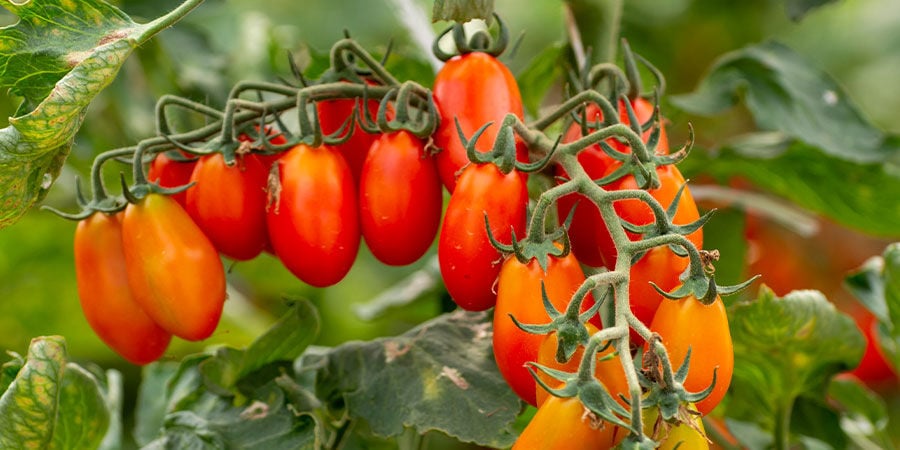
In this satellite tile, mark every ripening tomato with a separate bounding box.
[238,128,289,169]
[513,395,624,450]
[359,131,442,266]
[317,80,381,182]
[432,52,528,192]
[535,323,629,408]
[74,212,171,365]
[494,249,602,406]
[642,404,709,450]
[147,151,196,207]
[185,152,269,261]
[267,143,360,287]
[438,163,527,311]
[649,293,733,415]
[556,98,669,268]
[122,193,226,341]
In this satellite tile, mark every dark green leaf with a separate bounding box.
[828,376,895,449]
[134,362,180,447]
[790,397,847,449]
[723,418,772,450]
[785,0,839,21]
[307,310,520,448]
[432,0,494,23]
[0,351,23,394]
[0,0,201,228]
[845,256,889,322]
[672,41,899,164]
[727,288,865,438]
[0,336,110,450]
[679,138,900,236]
[517,42,566,118]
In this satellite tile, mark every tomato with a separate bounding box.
[556,98,669,268]
[513,395,624,450]
[643,404,709,450]
[535,324,629,408]
[649,293,733,415]
[847,306,898,386]
[239,128,288,169]
[267,143,360,287]
[74,212,171,364]
[122,193,226,341]
[494,249,601,406]
[185,152,269,261]
[432,52,528,192]
[147,151,196,207]
[316,80,381,182]
[438,163,527,311]
[359,131,442,266]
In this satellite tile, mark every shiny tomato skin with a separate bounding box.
[535,323,629,408]
[649,293,733,415]
[147,152,196,207]
[360,131,442,266]
[438,163,527,311]
[316,81,380,182]
[556,98,671,268]
[185,152,269,261]
[494,250,601,406]
[75,212,171,365]
[513,395,624,450]
[122,193,226,341]
[432,52,528,192]
[267,144,360,287]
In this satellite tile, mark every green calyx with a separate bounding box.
[432,13,510,61]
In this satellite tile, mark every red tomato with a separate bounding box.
[359,131,442,266]
[494,250,601,406]
[267,143,360,287]
[122,193,226,341]
[513,395,624,450]
[556,98,669,268]
[534,324,628,408]
[147,151,196,207]
[74,212,171,364]
[316,81,380,182]
[438,163,527,311]
[185,152,269,261]
[239,129,288,169]
[649,293,733,415]
[432,52,528,192]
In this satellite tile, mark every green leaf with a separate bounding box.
[306,310,520,448]
[0,351,24,394]
[785,0,839,21]
[0,336,111,450]
[517,42,566,118]
[828,376,896,449]
[679,138,900,236]
[789,397,847,449]
[672,41,900,164]
[200,299,320,393]
[0,0,201,229]
[432,0,494,23]
[726,288,865,442]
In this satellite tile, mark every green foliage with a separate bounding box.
[517,43,566,118]
[785,0,839,22]
[0,0,200,229]
[0,336,118,449]
[828,376,896,449]
[845,243,900,374]
[727,288,866,447]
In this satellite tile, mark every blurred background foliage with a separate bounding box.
[0,0,899,445]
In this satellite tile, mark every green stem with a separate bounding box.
[137,0,205,42]
[774,400,794,450]
[566,0,623,65]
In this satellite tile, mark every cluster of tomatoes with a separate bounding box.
[67,21,735,447]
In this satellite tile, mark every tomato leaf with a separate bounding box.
[517,42,566,118]
[726,288,865,444]
[785,0,838,21]
[0,336,112,449]
[827,376,896,449]
[679,138,900,236]
[0,0,201,229]
[432,0,494,23]
[304,310,520,448]
[673,41,897,164]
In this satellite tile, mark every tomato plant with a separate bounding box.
[267,143,360,287]
[438,162,527,311]
[74,212,171,365]
[147,151,196,207]
[121,193,226,341]
[359,130,442,266]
